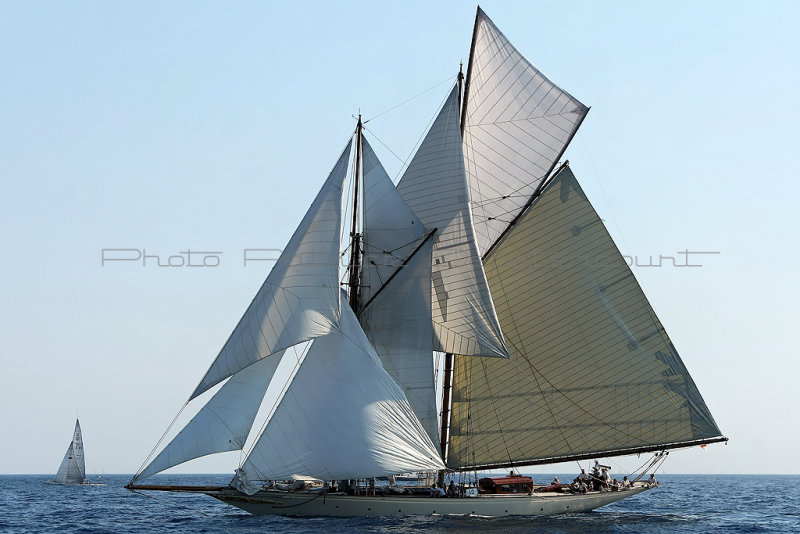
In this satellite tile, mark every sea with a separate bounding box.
[1,474,797,533]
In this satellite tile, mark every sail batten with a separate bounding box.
[448,165,723,469]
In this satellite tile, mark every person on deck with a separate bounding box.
[646,474,658,487]
[621,476,631,488]
[578,469,590,482]
[551,476,560,485]
[447,480,456,497]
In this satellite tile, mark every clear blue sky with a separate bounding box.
[1,1,797,475]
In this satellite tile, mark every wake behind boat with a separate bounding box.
[127,6,726,517]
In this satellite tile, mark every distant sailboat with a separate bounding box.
[49,419,102,486]
[127,6,726,517]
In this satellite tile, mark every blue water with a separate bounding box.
[1,474,798,533]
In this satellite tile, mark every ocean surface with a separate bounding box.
[1,474,797,533]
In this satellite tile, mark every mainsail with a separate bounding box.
[190,142,351,399]
[462,8,589,257]
[447,165,725,469]
[397,85,508,359]
[54,419,87,484]
[239,296,444,482]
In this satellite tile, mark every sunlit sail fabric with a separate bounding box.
[134,353,285,482]
[54,419,86,484]
[360,240,437,446]
[358,136,438,446]
[397,85,508,359]
[240,297,444,481]
[191,142,351,399]
[448,165,723,468]
[360,136,427,305]
[462,7,589,257]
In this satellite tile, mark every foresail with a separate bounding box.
[448,165,723,469]
[54,419,86,484]
[360,136,426,305]
[191,142,351,399]
[240,296,444,481]
[358,136,438,446]
[462,8,589,257]
[360,239,437,446]
[397,85,508,358]
[134,353,285,482]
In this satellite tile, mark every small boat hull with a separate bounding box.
[212,485,651,517]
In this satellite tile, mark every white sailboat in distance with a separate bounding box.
[48,419,103,486]
[126,6,727,517]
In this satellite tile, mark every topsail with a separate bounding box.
[462,8,589,257]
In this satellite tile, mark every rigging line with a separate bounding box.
[239,340,312,475]
[362,125,405,166]
[577,131,629,253]
[132,399,190,481]
[366,76,454,123]
[358,228,436,313]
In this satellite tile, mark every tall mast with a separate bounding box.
[438,65,465,478]
[347,115,364,312]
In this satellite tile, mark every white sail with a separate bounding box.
[191,142,351,399]
[448,165,723,468]
[54,419,86,484]
[397,85,508,359]
[134,353,285,482]
[240,295,444,482]
[358,136,438,446]
[360,136,426,305]
[462,7,589,256]
[360,239,437,446]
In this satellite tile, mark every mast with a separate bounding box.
[347,115,364,312]
[436,64,466,483]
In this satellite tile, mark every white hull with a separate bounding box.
[212,485,651,517]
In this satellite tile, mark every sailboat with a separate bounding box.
[126,7,727,516]
[49,419,102,486]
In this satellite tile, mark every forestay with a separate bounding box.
[134,353,286,482]
[448,165,723,469]
[191,142,351,399]
[462,8,589,257]
[54,419,86,484]
[239,295,444,483]
[397,85,508,359]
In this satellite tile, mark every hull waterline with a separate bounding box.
[210,485,652,517]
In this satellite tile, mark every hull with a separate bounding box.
[212,485,651,517]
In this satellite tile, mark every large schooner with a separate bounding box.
[127,7,727,516]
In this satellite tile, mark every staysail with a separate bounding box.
[447,165,725,469]
[133,352,286,482]
[462,8,589,257]
[397,85,508,359]
[54,419,87,484]
[190,142,351,399]
[358,136,439,446]
[239,295,444,483]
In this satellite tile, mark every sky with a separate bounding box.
[1,1,798,476]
